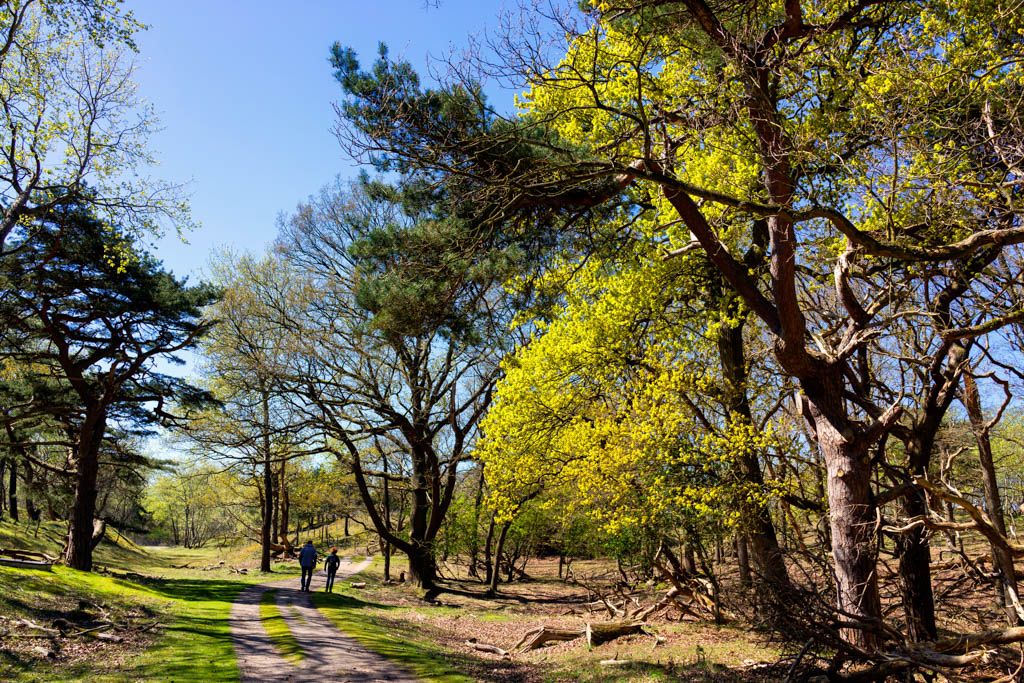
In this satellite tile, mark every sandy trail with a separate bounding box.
[229,558,417,682]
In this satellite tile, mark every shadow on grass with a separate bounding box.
[114,576,252,682]
[311,589,535,683]
[563,659,781,682]
[429,578,592,606]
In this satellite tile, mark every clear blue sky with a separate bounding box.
[127,0,512,279]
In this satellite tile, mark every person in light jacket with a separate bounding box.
[298,540,317,592]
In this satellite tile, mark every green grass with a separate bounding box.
[112,547,301,682]
[311,588,475,683]
[0,564,167,681]
[259,589,303,664]
[0,518,304,682]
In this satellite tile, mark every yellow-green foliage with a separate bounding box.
[484,0,1024,539]
[520,0,1024,254]
[481,250,770,535]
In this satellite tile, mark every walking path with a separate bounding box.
[229,558,418,682]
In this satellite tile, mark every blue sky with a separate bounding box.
[127,0,513,279]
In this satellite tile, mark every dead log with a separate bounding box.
[836,626,1024,681]
[465,638,510,658]
[16,618,59,635]
[514,621,648,652]
[68,624,112,638]
[0,548,57,562]
[514,626,584,651]
[92,631,123,643]
[586,621,646,647]
[600,659,631,667]
[931,625,1024,653]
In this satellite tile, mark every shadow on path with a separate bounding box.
[229,558,416,683]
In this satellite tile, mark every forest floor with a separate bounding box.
[0,520,784,681]
[317,555,785,683]
[0,519,306,681]
[2,520,1014,681]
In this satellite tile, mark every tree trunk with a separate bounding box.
[271,463,280,545]
[23,459,38,522]
[488,521,511,596]
[483,516,496,585]
[279,458,290,546]
[737,535,751,588]
[895,481,938,640]
[6,458,16,522]
[0,460,6,519]
[408,541,438,590]
[683,542,697,576]
[64,411,106,571]
[90,518,107,550]
[963,371,1021,624]
[713,285,792,599]
[259,390,274,573]
[809,385,882,649]
[382,539,391,582]
[469,464,485,578]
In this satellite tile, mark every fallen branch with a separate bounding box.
[0,548,57,562]
[931,626,1024,653]
[600,659,631,667]
[465,638,510,658]
[514,621,647,652]
[514,625,583,651]
[15,618,59,635]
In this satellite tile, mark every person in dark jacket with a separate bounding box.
[298,540,317,592]
[324,547,341,592]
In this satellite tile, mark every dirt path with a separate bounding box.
[229,558,418,682]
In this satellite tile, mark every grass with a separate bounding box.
[259,589,303,664]
[311,588,476,683]
[0,521,783,682]
[0,564,168,681]
[0,518,302,682]
[533,623,782,682]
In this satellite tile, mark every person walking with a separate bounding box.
[298,540,317,592]
[324,547,341,592]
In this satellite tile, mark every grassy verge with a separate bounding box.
[0,564,165,681]
[311,587,475,683]
[0,519,302,682]
[259,589,303,664]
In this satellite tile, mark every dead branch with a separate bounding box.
[513,622,646,652]
[465,638,510,658]
[931,625,1024,653]
[917,477,1024,557]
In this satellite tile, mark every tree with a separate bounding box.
[180,252,314,572]
[145,464,239,548]
[0,203,216,570]
[478,251,784,597]
[262,178,510,590]
[0,0,188,256]
[329,1,1024,650]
